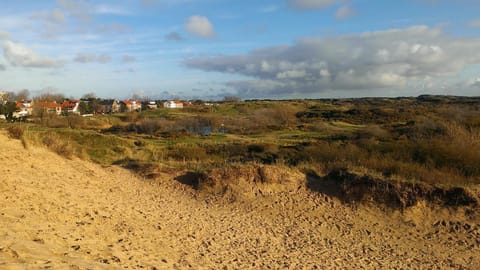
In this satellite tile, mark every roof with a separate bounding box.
[166,100,183,105]
[61,100,80,110]
[37,101,60,108]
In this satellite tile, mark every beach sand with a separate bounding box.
[1,132,479,269]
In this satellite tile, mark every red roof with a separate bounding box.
[37,101,60,108]
[122,100,140,105]
[61,100,79,110]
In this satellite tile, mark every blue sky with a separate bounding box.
[0,0,480,99]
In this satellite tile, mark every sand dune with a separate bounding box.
[1,132,479,269]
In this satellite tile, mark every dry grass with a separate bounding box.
[6,126,24,140]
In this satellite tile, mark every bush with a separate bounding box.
[167,145,209,161]
[66,115,86,129]
[42,134,74,158]
[7,126,24,139]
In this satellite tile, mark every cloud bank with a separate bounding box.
[3,40,63,68]
[185,26,480,98]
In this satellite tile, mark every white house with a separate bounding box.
[145,101,158,110]
[163,100,184,109]
[61,100,81,114]
[15,100,33,117]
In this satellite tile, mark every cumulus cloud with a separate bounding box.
[288,0,337,10]
[3,40,63,68]
[185,26,480,98]
[74,53,111,64]
[165,31,185,41]
[470,78,480,88]
[336,5,355,19]
[185,15,215,38]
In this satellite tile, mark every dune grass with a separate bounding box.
[2,96,479,188]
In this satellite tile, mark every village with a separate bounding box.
[0,91,207,120]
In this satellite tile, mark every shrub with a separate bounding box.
[66,115,86,129]
[42,134,74,158]
[167,145,209,161]
[6,126,24,140]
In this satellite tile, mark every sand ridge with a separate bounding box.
[0,132,479,269]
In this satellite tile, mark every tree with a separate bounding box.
[78,101,92,115]
[81,93,103,113]
[34,92,65,103]
[131,93,143,101]
[0,101,18,121]
[16,89,30,101]
[223,96,240,102]
[81,92,97,100]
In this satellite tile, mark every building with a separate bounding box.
[120,100,142,112]
[97,99,120,114]
[36,101,62,115]
[61,100,81,114]
[15,100,33,117]
[0,92,8,104]
[143,101,158,110]
[163,100,184,109]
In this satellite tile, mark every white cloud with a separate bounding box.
[473,79,480,87]
[336,5,355,19]
[74,53,111,64]
[185,15,215,38]
[185,26,480,98]
[288,0,337,10]
[3,40,63,68]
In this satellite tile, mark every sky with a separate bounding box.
[1,0,480,100]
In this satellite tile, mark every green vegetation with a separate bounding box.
[2,95,480,188]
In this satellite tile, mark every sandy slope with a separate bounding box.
[0,132,479,269]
